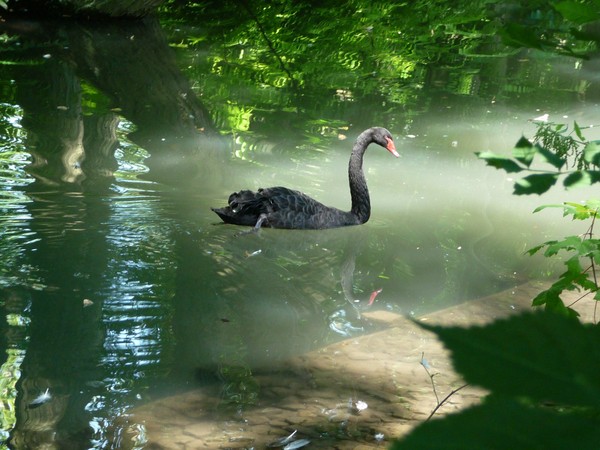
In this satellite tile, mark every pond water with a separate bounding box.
[0,8,599,449]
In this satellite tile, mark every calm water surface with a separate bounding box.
[0,14,599,449]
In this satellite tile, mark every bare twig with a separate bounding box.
[420,352,469,421]
[425,383,469,421]
[420,352,439,404]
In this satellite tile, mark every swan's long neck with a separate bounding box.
[348,133,371,224]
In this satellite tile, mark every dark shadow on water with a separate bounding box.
[6,193,108,448]
[2,15,226,191]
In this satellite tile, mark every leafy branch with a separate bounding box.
[533,121,587,168]
[476,131,600,196]
[477,121,600,317]
[526,200,600,318]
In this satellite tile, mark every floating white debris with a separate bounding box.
[246,249,262,258]
[29,388,51,408]
[267,430,297,448]
[355,400,368,412]
[283,438,311,450]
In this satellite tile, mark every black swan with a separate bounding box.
[211,127,398,229]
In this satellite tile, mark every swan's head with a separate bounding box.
[371,127,399,157]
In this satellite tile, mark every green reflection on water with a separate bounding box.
[0,1,597,447]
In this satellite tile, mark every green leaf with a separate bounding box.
[582,198,600,211]
[500,23,544,49]
[559,255,597,291]
[564,171,585,189]
[418,312,600,407]
[532,202,593,219]
[512,136,536,167]
[554,0,600,24]
[526,242,547,255]
[531,287,562,307]
[475,151,523,173]
[541,236,600,264]
[563,170,600,189]
[590,249,600,266]
[563,201,597,220]
[531,287,579,316]
[589,170,600,182]
[579,238,600,257]
[513,173,558,195]
[391,398,600,450]
[543,235,582,256]
[574,121,585,141]
[532,204,561,213]
[583,141,600,166]
[554,123,567,133]
[537,145,566,169]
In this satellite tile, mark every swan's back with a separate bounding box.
[212,187,357,229]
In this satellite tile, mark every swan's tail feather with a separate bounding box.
[211,190,266,226]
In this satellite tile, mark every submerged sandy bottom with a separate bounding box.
[116,282,595,449]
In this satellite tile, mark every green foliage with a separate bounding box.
[476,121,600,195]
[0,348,24,443]
[477,122,600,315]
[155,0,600,144]
[392,312,600,450]
[395,113,600,447]
[476,136,566,195]
[553,0,600,25]
[534,120,589,169]
[525,200,600,314]
[497,2,598,57]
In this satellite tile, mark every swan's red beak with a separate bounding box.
[386,137,399,157]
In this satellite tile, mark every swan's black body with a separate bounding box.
[211,127,398,229]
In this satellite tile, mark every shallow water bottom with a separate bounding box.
[110,283,593,449]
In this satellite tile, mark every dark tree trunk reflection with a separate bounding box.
[4,16,223,190]
[10,194,109,448]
